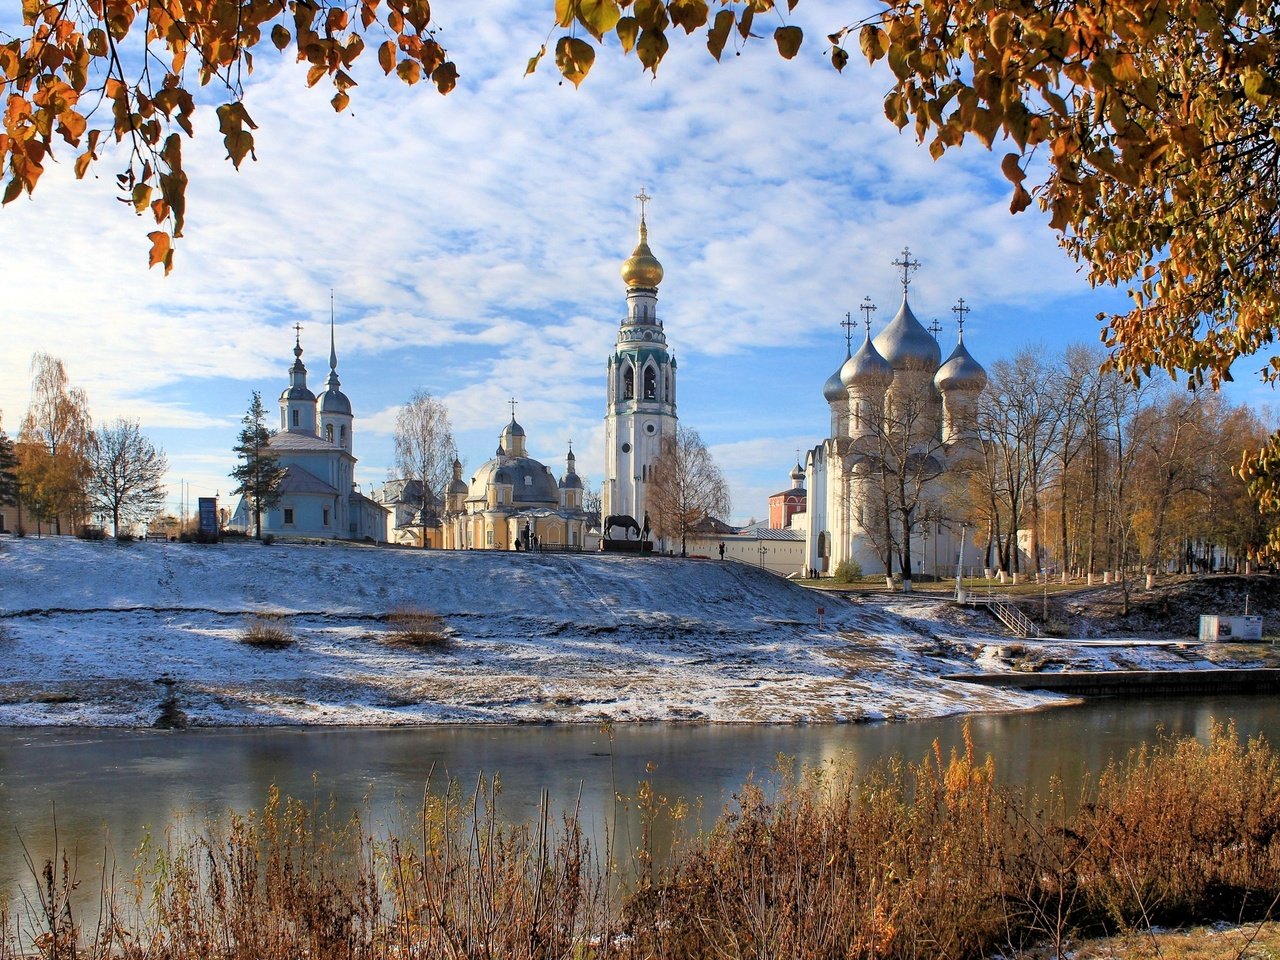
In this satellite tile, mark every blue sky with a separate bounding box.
[0,1,1272,524]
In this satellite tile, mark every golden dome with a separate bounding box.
[620,218,664,288]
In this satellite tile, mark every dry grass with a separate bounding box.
[239,612,294,649]
[383,605,450,649]
[5,723,1280,959]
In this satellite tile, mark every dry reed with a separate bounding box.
[4,722,1280,960]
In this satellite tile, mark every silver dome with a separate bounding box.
[840,333,894,390]
[823,355,849,403]
[934,334,987,392]
[873,295,942,371]
[280,385,316,402]
[319,387,352,415]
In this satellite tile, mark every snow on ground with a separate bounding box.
[0,537,1259,727]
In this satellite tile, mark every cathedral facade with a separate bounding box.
[602,204,678,534]
[802,258,987,583]
[441,415,590,551]
[229,326,388,541]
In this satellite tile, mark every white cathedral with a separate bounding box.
[801,253,987,583]
[228,324,389,541]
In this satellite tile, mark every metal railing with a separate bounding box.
[958,593,1041,638]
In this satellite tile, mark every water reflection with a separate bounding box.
[2,696,1278,897]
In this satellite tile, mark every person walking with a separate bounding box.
[718,542,725,560]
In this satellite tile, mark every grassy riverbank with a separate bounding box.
[4,723,1279,959]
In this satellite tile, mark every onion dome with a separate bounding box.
[281,338,316,402]
[560,447,583,490]
[790,461,805,483]
[620,218,664,289]
[840,332,894,390]
[934,331,988,392]
[873,294,942,371]
[448,458,468,496]
[823,348,850,404]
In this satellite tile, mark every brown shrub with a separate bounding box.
[383,606,450,649]
[240,612,294,650]
[4,723,1280,960]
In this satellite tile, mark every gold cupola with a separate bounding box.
[620,217,664,289]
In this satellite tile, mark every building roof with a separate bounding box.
[269,431,350,455]
[733,525,805,541]
[278,464,340,496]
[769,487,806,499]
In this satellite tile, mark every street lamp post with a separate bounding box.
[955,521,968,602]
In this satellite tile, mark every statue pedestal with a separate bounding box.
[600,539,653,554]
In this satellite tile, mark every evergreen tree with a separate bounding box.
[0,422,19,520]
[230,392,286,540]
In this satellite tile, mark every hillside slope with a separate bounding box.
[0,538,1130,726]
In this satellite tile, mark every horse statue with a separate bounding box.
[604,514,642,540]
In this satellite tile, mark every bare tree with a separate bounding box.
[647,424,731,557]
[393,390,455,549]
[87,418,169,537]
[867,373,947,591]
[17,353,92,535]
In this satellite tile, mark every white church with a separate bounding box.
[228,324,389,541]
[799,252,988,584]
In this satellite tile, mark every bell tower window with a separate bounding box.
[644,366,656,400]
[623,368,634,400]
[325,424,334,442]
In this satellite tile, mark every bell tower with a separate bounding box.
[603,190,678,525]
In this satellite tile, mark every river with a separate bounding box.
[2,696,1278,898]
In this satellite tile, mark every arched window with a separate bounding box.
[623,367,635,400]
[340,425,346,446]
[817,531,828,558]
[325,424,333,442]
[292,409,299,427]
[644,366,657,400]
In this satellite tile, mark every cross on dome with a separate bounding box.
[859,295,877,333]
[840,311,855,352]
[293,322,304,343]
[928,318,943,340]
[508,397,518,420]
[892,247,921,293]
[952,296,971,332]
[635,186,651,223]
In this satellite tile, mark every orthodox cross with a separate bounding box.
[567,439,574,453]
[892,247,921,293]
[928,318,943,340]
[859,295,877,333]
[293,321,304,343]
[635,186,651,221]
[952,297,971,333]
[508,397,518,420]
[840,311,855,352]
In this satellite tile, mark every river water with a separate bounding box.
[2,696,1279,897]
